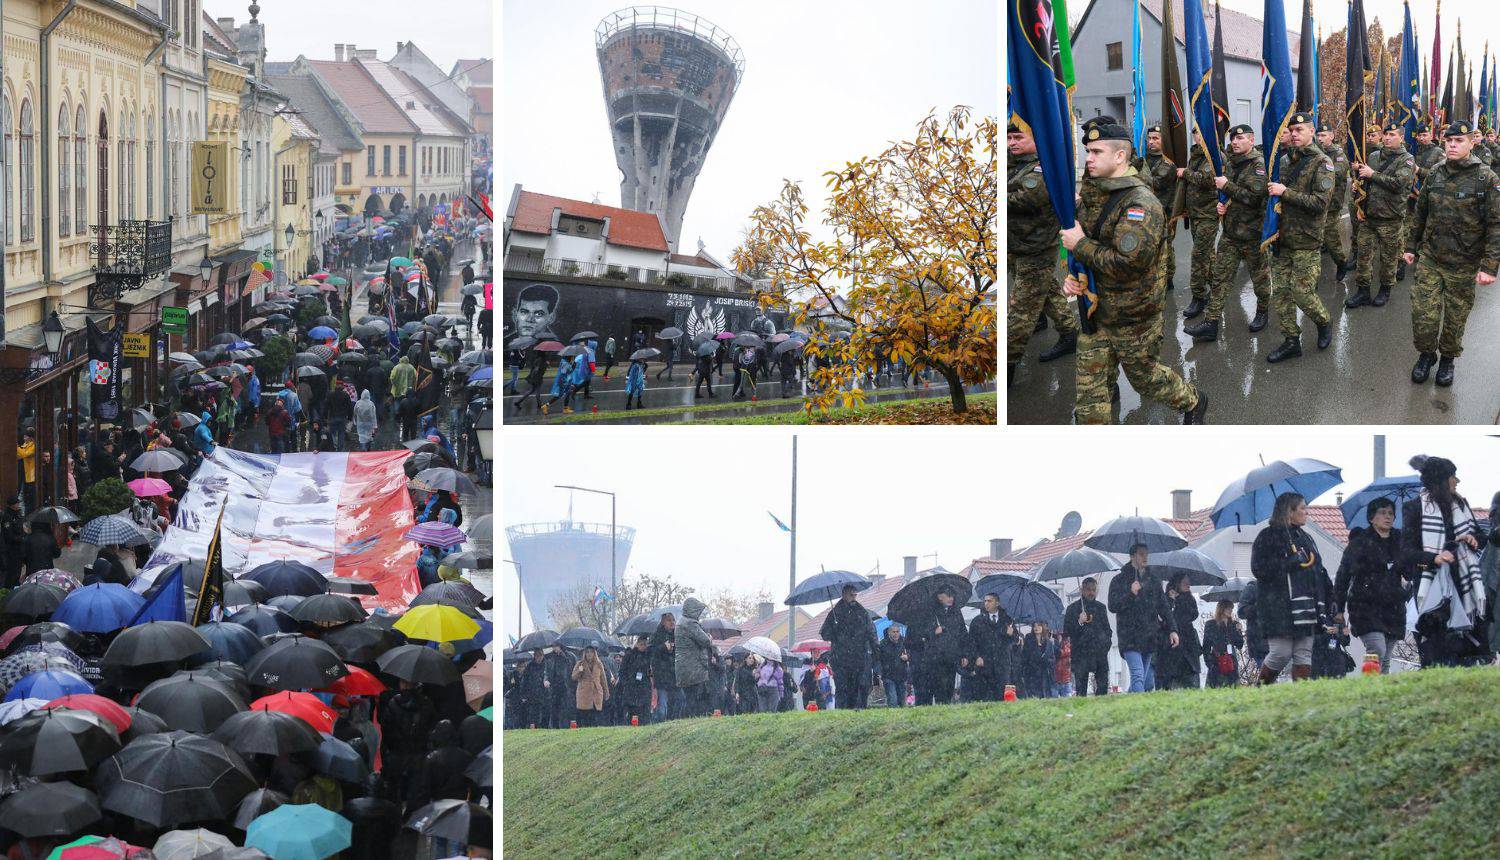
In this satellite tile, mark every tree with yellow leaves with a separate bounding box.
[733,106,997,415]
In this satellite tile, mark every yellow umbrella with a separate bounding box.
[393,604,480,643]
[297,278,320,286]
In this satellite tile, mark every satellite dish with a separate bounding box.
[1058,511,1083,538]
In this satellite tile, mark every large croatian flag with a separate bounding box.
[141,448,422,610]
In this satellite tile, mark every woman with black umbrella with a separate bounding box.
[1155,572,1203,690]
[1332,497,1408,674]
[1250,492,1328,684]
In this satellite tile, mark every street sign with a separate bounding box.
[190,141,229,214]
[123,332,150,358]
[162,306,188,334]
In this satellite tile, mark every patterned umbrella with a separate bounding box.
[11,643,86,673]
[0,698,48,726]
[18,569,78,595]
[0,652,84,694]
[403,522,465,547]
[79,515,153,547]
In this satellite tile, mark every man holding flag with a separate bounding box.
[1177,127,1223,322]
[1194,123,1271,341]
[1007,122,1079,377]
[1144,125,1180,293]
[1348,123,1418,309]
[1265,112,1336,364]
[1060,122,1208,425]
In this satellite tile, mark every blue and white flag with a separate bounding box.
[768,511,792,533]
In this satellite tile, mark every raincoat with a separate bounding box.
[354,391,378,446]
[625,361,645,395]
[551,357,576,397]
[193,412,216,454]
[389,357,417,398]
[673,597,713,688]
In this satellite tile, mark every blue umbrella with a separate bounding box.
[78,515,151,548]
[226,605,298,638]
[1211,458,1343,529]
[873,618,905,640]
[1084,516,1188,554]
[246,803,352,860]
[4,669,92,702]
[192,622,266,666]
[468,365,494,382]
[243,562,328,598]
[307,325,338,341]
[1340,474,1423,530]
[51,584,146,633]
[970,574,1064,629]
[784,570,872,606]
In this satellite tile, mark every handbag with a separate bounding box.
[1217,652,1236,675]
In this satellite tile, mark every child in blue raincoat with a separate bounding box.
[193,411,216,455]
[542,355,576,415]
[624,358,646,410]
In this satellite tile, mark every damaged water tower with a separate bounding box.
[596,6,744,252]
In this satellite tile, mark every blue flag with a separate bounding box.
[130,565,188,625]
[1398,1,1421,147]
[1184,0,1224,199]
[1131,0,1146,151]
[1260,0,1296,248]
[1007,0,1095,332]
[768,511,792,533]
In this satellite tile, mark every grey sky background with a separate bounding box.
[205,0,493,67]
[501,0,998,260]
[500,430,1500,637]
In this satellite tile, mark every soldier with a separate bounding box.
[1347,123,1417,308]
[1176,127,1221,320]
[1186,124,1269,341]
[1006,122,1078,379]
[1144,124,1180,292]
[1408,123,1446,283]
[1059,122,1208,425]
[1402,119,1500,387]
[1316,123,1352,284]
[1265,112,1334,364]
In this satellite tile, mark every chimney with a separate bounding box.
[334,44,345,62]
[396,41,405,53]
[757,601,774,621]
[1171,489,1192,520]
[353,48,377,60]
[989,538,1012,559]
[902,556,917,580]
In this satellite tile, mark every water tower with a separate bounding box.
[595,6,744,251]
[505,519,636,631]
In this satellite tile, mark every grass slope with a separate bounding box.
[703,392,998,425]
[503,668,1500,859]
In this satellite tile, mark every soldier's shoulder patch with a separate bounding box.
[1255,165,1266,175]
[1125,206,1146,221]
[1120,233,1141,253]
[1022,177,1039,189]
[1320,175,1333,190]
[1032,165,1043,173]
[1323,161,1335,171]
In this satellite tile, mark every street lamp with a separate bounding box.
[555,484,617,632]
[474,409,494,461]
[198,252,214,283]
[284,223,296,247]
[42,311,64,359]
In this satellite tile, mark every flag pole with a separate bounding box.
[788,435,798,650]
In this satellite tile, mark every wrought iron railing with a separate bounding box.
[90,220,173,305]
[595,6,744,76]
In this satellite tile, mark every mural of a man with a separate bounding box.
[511,283,560,338]
[749,310,778,338]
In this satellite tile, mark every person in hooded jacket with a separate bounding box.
[1155,572,1203,690]
[518,650,549,728]
[673,597,715,717]
[542,645,575,728]
[906,586,970,705]
[1064,577,1113,695]
[1108,543,1179,692]
[1201,600,1245,687]
[820,584,880,709]
[1332,497,1408,673]
[617,635,654,724]
[967,592,1020,700]
[1251,492,1329,684]
[649,614,681,721]
[192,412,216,455]
[354,390,379,450]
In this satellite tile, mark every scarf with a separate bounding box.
[1283,527,1323,635]
[1417,491,1488,630]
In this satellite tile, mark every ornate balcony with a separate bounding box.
[90,220,174,306]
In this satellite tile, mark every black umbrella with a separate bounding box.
[120,706,170,743]
[244,638,348,690]
[1201,576,1253,604]
[26,506,80,526]
[289,593,367,626]
[191,622,265,666]
[785,570,873,605]
[773,339,806,356]
[5,621,84,654]
[0,708,121,776]
[1145,548,1228,587]
[505,335,537,351]
[410,581,487,614]
[210,709,322,758]
[295,365,326,380]
[326,577,379,596]
[627,347,661,361]
[613,614,657,637]
[731,333,765,348]
[657,327,683,340]
[411,467,478,497]
[95,731,256,829]
[970,573,1065,628]
[232,788,288,831]
[265,595,305,614]
[242,562,328,598]
[885,574,974,627]
[226,605,298,637]
[570,330,598,342]
[405,800,491,846]
[1083,516,1189,554]
[103,621,212,667]
[178,664,253,703]
[695,340,717,358]
[136,674,247,733]
[223,579,269,607]
[514,630,560,653]
[2,583,68,619]
[465,746,492,788]
[312,734,368,782]
[557,344,586,358]
[700,618,743,641]
[0,781,102,838]
[556,627,611,651]
[1030,547,1121,583]
[321,623,403,663]
[376,644,460,686]
[435,551,491,572]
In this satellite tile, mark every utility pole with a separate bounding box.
[787,435,798,650]
[1373,434,1386,480]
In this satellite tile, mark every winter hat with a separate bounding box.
[1410,454,1457,485]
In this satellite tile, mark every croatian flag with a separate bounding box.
[592,585,612,606]
[140,448,423,610]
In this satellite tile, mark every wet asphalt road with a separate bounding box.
[1008,214,1500,425]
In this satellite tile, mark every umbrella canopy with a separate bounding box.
[242,562,328,598]
[376,644,461,686]
[557,344,586,358]
[773,339,806,356]
[209,709,322,758]
[306,326,337,340]
[555,627,613,651]
[731,333,764,348]
[78,516,153,547]
[103,622,211,668]
[699,618,742,641]
[1145,548,1229,587]
[0,698,46,726]
[0,708,120,776]
[628,347,661,361]
[739,636,784,664]
[0,781,101,839]
[95,731,256,829]
[320,623,402,663]
[119,706,169,742]
[785,570,872,605]
[220,579,268,607]
[244,638,348,691]
[153,829,234,860]
[695,340,717,358]
[135,675,246,733]
[403,521,465,547]
[514,629,560,653]
[465,746,492,789]
[52,584,146,633]
[191,622,264,666]
[0,653,79,694]
[533,340,564,353]
[405,799,490,845]
[246,804,351,860]
[294,366,326,380]
[320,665,385,698]
[970,573,1065,628]
[126,478,173,498]
[1201,576,1253,604]
[657,326,683,340]
[1083,516,1189,554]
[2,583,68,619]
[226,605,297,637]
[311,734,368,782]
[178,664,252,702]
[410,467,478,497]
[5,670,92,702]
[1340,474,1423,529]
[612,614,656,637]
[19,570,79,595]
[393,605,480,643]
[1031,547,1121,583]
[433,551,491,573]
[44,693,132,733]
[885,574,974,626]
[247,692,336,734]
[232,788,287,831]
[288,593,367,626]
[26,506,80,526]
[1210,458,1344,529]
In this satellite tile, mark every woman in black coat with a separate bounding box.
[1018,621,1058,699]
[1155,572,1202,690]
[1399,455,1494,667]
[1250,492,1328,684]
[617,636,654,724]
[1332,498,1408,673]
[1201,600,1245,687]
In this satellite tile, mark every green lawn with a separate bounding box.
[503,667,1500,859]
[705,392,997,424]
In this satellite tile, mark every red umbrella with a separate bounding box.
[249,691,336,733]
[45,694,132,733]
[309,272,330,281]
[791,639,832,654]
[319,666,385,698]
[533,340,564,353]
[0,626,25,650]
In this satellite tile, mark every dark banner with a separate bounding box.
[503,279,787,359]
[87,318,124,421]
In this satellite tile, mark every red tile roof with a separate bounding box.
[718,608,812,650]
[305,60,418,135]
[510,190,669,252]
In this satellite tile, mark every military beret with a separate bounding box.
[1382,122,1401,133]
[1007,121,1021,133]
[1226,123,1254,138]
[1082,115,1119,130]
[1084,123,1133,143]
[1415,122,1431,133]
[1288,111,1315,127]
[1444,120,1475,137]
[1147,124,1162,134]
[1317,121,1334,133]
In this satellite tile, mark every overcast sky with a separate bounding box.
[500,429,1500,637]
[501,0,997,258]
[205,0,493,69]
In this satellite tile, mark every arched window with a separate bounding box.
[75,105,87,235]
[19,98,35,242]
[3,94,12,245]
[145,111,154,219]
[58,103,70,237]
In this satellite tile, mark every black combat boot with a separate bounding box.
[1182,297,1207,319]
[1184,318,1219,342]
[1249,306,1269,332]
[1411,352,1436,383]
[1166,280,1176,292]
[1266,337,1302,363]
[1435,356,1456,387]
[1038,330,1077,362]
[1316,323,1332,350]
[1372,285,1391,306]
[1033,315,1048,333]
[1344,287,1371,309]
[1334,258,1351,283]
[1182,389,1209,425]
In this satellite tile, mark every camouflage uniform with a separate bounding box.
[1271,143,1334,338]
[1145,150,1179,288]
[1207,146,1271,321]
[1179,148,1221,301]
[1405,154,1500,357]
[1408,140,1446,246]
[1319,141,1350,268]
[1354,144,1417,295]
[1070,171,1199,424]
[1007,152,1076,367]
